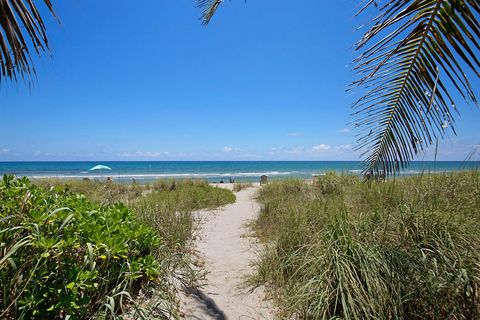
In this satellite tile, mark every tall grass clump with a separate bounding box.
[0,175,163,319]
[131,179,236,261]
[34,179,145,206]
[253,172,480,319]
[148,179,236,212]
[233,182,254,193]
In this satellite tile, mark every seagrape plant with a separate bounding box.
[0,175,162,319]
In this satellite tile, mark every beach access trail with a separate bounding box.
[180,185,274,319]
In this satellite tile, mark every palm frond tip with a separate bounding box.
[197,0,223,25]
[351,0,480,175]
[0,0,55,82]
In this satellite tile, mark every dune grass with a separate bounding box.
[233,182,254,192]
[1,177,235,319]
[253,172,480,319]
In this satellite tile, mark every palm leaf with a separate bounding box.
[351,0,480,176]
[0,0,56,82]
[197,0,223,25]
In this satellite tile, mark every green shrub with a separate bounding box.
[0,175,162,319]
[253,172,480,319]
[21,177,236,319]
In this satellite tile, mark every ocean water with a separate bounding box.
[0,161,478,183]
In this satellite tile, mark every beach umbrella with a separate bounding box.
[88,165,112,171]
[88,165,112,179]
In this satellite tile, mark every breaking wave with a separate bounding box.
[27,171,293,180]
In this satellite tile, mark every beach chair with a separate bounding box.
[260,175,268,185]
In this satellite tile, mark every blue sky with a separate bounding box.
[1,0,479,161]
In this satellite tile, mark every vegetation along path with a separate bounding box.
[180,185,274,319]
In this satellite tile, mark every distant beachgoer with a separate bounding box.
[107,177,112,183]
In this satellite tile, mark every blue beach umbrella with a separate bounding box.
[88,165,112,178]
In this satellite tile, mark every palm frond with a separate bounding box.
[0,0,55,82]
[351,0,480,176]
[197,0,223,25]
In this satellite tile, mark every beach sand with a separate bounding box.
[179,184,275,319]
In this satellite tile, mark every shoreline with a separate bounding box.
[14,169,478,186]
[4,171,479,185]
[1,161,478,184]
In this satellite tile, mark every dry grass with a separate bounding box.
[233,182,254,192]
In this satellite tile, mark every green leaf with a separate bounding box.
[351,0,480,176]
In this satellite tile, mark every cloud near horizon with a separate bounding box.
[309,143,353,153]
[335,144,352,150]
[120,151,170,158]
[1,140,478,161]
[288,132,303,137]
[266,143,357,160]
[311,144,332,152]
[223,146,241,153]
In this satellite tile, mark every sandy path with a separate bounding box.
[180,186,274,320]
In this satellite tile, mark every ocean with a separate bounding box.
[0,161,478,183]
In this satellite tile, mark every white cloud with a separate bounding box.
[236,153,262,159]
[286,147,304,154]
[311,144,331,152]
[121,151,166,158]
[223,146,241,153]
[266,144,357,160]
[31,150,88,158]
[268,146,305,155]
[334,144,352,150]
[0,148,10,155]
[288,132,303,137]
[337,128,351,133]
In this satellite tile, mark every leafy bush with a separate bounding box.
[22,177,236,319]
[253,172,480,319]
[0,175,162,319]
